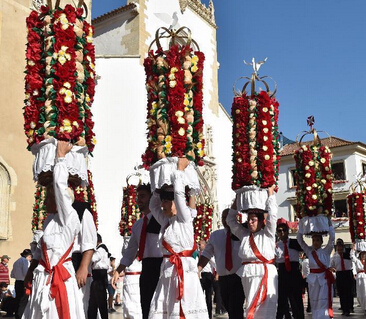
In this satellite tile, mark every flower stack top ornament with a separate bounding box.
[347,179,366,252]
[294,117,333,235]
[231,58,280,211]
[142,27,204,193]
[24,0,96,186]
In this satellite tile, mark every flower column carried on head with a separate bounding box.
[24,2,97,188]
[231,58,280,210]
[142,27,205,194]
[294,119,334,235]
[347,180,366,252]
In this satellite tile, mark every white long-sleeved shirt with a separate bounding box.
[11,257,30,281]
[296,226,335,286]
[330,252,353,272]
[275,239,301,263]
[120,212,163,268]
[201,228,242,276]
[91,244,110,270]
[226,195,277,277]
[200,254,216,274]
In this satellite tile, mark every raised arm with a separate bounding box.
[226,208,248,240]
[296,231,312,258]
[173,169,193,223]
[264,186,278,239]
[324,224,335,255]
[149,192,168,226]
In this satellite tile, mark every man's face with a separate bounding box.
[336,245,344,255]
[276,226,289,241]
[137,190,152,214]
[1,258,9,264]
[26,255,32,261]
[198,240,206,251]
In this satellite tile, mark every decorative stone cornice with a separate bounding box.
[92,3,138,25]
[180,0,217,29]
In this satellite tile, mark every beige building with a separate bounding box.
[0,0,91,282]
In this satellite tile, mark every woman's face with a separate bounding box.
[161,199,177,218]
[312,235,323,249]
[247,213,262,233]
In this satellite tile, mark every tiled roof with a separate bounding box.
[280,136,365,157]
[92,3,137,25]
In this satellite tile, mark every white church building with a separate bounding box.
[91,0,234,257]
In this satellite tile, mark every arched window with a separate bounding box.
[0,157,17,240]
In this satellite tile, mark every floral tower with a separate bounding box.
[24,0,96,187]
[347,179,366,251]
[231,58,280,211]
[294,117,333,234]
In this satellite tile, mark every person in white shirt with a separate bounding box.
[11,249,31,319]
[275,219,304,319]
[198,208,245,319]
[23,141,85,319]
[121,237,142,319]
[198,240,216,319]
[111,184,163,319]
[297,216,335,319]
[88,233,110,319]
[226,186,277,319]
[148,158,208,318]
[350,246,366,314]
[330,238,354,316]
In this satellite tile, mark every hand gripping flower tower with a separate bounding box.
[231,58,280,211]
[142,27,205,193]
[294,118,333,235]
[24,0,96,187]
[347,179,366,251]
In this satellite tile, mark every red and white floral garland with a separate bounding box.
[119,185,141,236]
[142,45,205,168]
[347,192,366,242]
[194,203,213,242]
[24,5,96,153]
[294,144,333,218]
[32,186,47,231]
[231,91,280,189]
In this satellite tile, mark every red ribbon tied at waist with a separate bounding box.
[162,239,197,301]
[310,250,335,318]
[241,234,275,319]
[40,240,74,319]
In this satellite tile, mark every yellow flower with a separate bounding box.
[65,90,72,97]
[72,121,79,127]
[191,55,199,63]
[199,149,204,157]
[184,107,190,112]
[27,129,34,137]
[171,67,178,73]
[183,99,189,106]
[87,36,93,43]
[168,73,176,80]
[191,65,198,73]
[165,135,172,142]
[262,107,268,112]
[86,94,91,103]
[92,136,97,145]
[63,119,71,127]
[178,128,185,136]
[197,142,203,149]
[152,101,158,109]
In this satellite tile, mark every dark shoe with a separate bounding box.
[114,302,122,307]
[306,308,311,313]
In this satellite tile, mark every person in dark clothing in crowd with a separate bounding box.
[0,282,16,317]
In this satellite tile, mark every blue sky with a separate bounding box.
[92,0,366,143]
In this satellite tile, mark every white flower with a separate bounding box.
[169,81,177,88]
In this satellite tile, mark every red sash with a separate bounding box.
[163,239,197,319]
[310,250,335,318]
[241,234,275,319]
[357,270,365,274]
[40,240,74,319]
[125,271,141,275]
